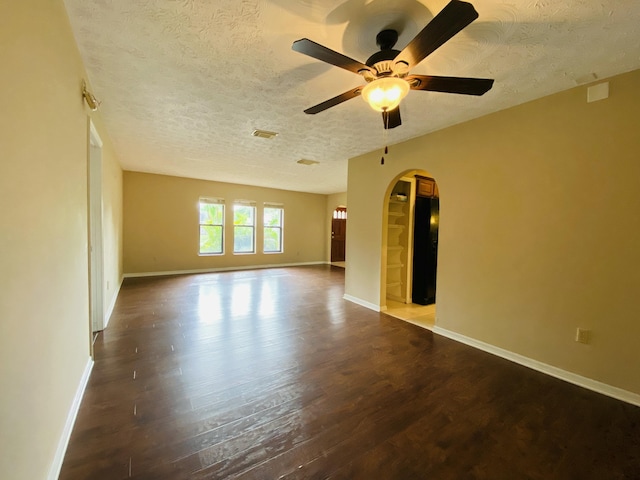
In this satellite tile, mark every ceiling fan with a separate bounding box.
[291,0,494,129]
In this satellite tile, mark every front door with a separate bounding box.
[331,207,347,262]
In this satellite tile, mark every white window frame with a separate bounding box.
[199,197,225,255]
[233,200,256,254]
[263,203,284,254]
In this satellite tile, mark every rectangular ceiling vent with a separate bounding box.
[297,159,319,166]
[251,129,278,139]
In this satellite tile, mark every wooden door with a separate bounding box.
[331,207,347,262]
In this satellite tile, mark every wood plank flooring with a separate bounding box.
[60,265,640,479]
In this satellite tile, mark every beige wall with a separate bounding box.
[0,1,123,478]
[346,69,640,395]
[123,172,327,274]
[326,192,347,262]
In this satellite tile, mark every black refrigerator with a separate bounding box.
[412,196,439,305]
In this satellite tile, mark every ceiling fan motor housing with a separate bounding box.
[365,29,402,77]
[366,50,401,73]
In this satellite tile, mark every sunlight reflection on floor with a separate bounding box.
[384,300,435,330]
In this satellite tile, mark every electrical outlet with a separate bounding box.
[575,328,591,344]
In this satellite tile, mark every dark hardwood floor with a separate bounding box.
[60,265,640,479]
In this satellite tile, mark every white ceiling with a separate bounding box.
[64,0,640,194]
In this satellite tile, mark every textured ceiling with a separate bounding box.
[64,0,640,194]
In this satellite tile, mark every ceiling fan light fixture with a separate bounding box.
[361,77,409,112]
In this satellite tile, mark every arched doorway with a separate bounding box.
[382,172,438,328]
[331,206,347,263]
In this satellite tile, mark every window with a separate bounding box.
[264,204,284,253]
[233,201,256,253]
[199,198,224,255]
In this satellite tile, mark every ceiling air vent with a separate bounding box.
[251,129,278,139]
[297,159,319,166]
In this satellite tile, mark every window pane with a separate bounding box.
[199,225,222,254]
[234,205,254,226]
[264,227,281,252]
[212,204,223,224]
[200,203,223,225]
[263,207,283,253]
[264,207,282,226]
[234,226,254,253]
[199,202,224,255]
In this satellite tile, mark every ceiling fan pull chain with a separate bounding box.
[381,113,390,165]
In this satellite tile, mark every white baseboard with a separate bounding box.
[103,276,123,329]
[48,357,94,480]
[433,326,640,408]
[343,294,382,312]
[123,261,327,278]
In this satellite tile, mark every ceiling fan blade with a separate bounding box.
[382,107,401,129]
[408,75,494,95]
[394,0,479,71]
[292,38,374,76]
[304,86,363,114]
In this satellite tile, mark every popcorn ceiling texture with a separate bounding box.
[64,0,640,194]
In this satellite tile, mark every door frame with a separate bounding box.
[381,170,437,308]
[88,121,104,337]
[331,206,347,262]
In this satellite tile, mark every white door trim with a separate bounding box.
[88,121,104,333]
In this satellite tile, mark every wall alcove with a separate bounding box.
[382,170,439,327]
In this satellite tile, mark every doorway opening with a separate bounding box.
[383,172,438,329]
[88,121,104,346]
[331,206,347,267]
